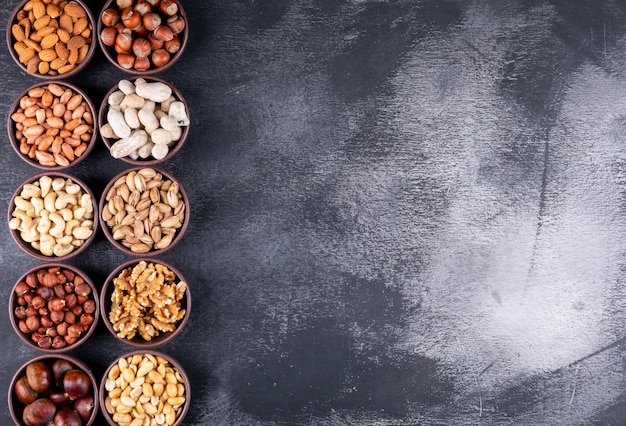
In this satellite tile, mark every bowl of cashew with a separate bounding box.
[8,172,98,260]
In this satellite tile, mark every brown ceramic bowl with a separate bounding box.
[9,353,99,426]
[9,263,100,353]
[100,258,190,347]
[7,0,97,79]
[8,80,98,170]
[100,350,190,426]
[97,0,188,75]
[98,76,189,165]
[99,166,189,256]
[8,172,98,261]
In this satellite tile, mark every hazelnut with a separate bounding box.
[134,1,152,16]
[102,8,120,27]
[167,15,185,34]
[115,32,133,53]
[160,0,179,16]
[117,52,135,69]
[153,24,174,42]
[151,48,170,67]
[132,37,152,58]
[122,7,142,30]
[101,27,118,47]
[164,35,180,54]
[142,12,162,31]
[134,56,151,71]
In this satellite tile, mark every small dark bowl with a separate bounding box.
[98,76,189,165]
[97,0,188,75]
[8,172,99,261]
[8,80,98,170]
[7,0,97,79]
[9,353,99,426]
[100,350,190,426]
[100,258,190,347]
[99,166,189,256]
[9,263,100,353]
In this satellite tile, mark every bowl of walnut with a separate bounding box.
[100,258,190,348]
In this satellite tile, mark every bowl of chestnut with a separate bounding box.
[97,0,187,74]
[9,263,99,352]
[9,354,99,426]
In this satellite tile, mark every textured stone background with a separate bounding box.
[2,0,626,424]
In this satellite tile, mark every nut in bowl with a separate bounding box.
[7,0,97,78]
[99,77,189,165]
[8,81,97,170]
[8,353,99,426]
[8,172,98,261]
[98,0,188,74]
[100,167,188,255]
[100,350,190,426]
[10,263,99,352]
[101,258,190,347]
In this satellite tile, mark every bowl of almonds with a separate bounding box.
[7,0,97,78]
[99,167,188,255]
[101,258,190,347]
[9,263,99,353]
[8,81,97,169]
[97,0,188,74]
[100,350,190,426]
[98,77,190,165]
[8,172,98,260]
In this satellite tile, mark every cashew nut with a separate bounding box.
[44,191,57,212]
[51,178,65,191]
[39,233,55,256]
[31,197,44,216]
[65,183,82,195]
[64,218,80,235]
[14,196,33,212]
[39,176,52,197]
[48,212,66,237]
[53,243,74,257]
[21,183,41,199]
[54,192,78,210]
[59,207,74,221]
[36,210,51,234]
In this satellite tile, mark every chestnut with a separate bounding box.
[26,361,53,394]
[54,409,81,426]
[14,376,38,405]
[23,398,57,426]
[63,370,91,400]
[74,394,94,422]
[52,359,74,384]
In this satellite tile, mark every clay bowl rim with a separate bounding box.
[9,262,100,353]
[7,171,99,261]
[96,0,189,75]
[6,0,98,80]
[7,80,99,170]
[98,75,189,165]
[98,166,189,256]
[100,257,191,348]
[99,349,191,426]
[8,352,100,426]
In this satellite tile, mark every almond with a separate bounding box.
[40,33,58,50]
[38,48,57,62]
[56,28,70,44]
[35,25,56,39]
[54,42,69,60]
[26,56,40,74]
[59,13,73,33]
[18,47,36,63]
[58,63,77,75]
[67,35,85,50]
[32,0,45,20]
[63,2,86,19]
[68,48,79,65]
[49,57,67,70]
[11,24,26,42]
[32,15,50,31]
[46,4,62,18]
[73,17,89,36]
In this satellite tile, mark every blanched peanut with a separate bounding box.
[105,354,186,425]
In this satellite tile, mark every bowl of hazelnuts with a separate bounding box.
[97,0,188,74]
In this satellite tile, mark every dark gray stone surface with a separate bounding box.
[2,0,626,424]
